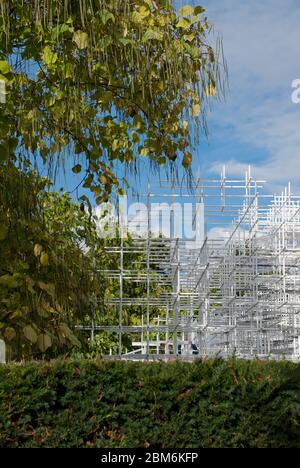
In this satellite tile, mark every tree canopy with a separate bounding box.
[0,0,224,201]
[0,1,225,358]
[0,164,172,358]
[0,164,99,356]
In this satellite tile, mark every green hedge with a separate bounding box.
[0,358,300,448]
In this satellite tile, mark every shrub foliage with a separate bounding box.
[0,358,300,448]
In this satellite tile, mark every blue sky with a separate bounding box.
[196,0,300,193]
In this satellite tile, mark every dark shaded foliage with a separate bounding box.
[0,358,300,448]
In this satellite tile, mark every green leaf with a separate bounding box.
[0,60,10,75]
[59,324,81,347]
[118,38,135,47]
[100,10,115,25]
[42,46,58,67]
[182,120,189,130]
[40,252,49,266]
[182,151,192,168]
[176,18,191,29]
[205,83,217,96]
[138,5,150,18]
[72,164,82,174]
[194,6,205,15]
[34,244,43,257]
[73,30,89,49]
[191,103,201,116]
[82,174,93,188]
[179,5,194,17]
[100,174,108,185]
[51,23,74,39]
[158,156,166,165]
[37,333,52,352]
[23,325,38,344]
[116,187,125,196]
[112,139,119,151]
[132,11,143,23]
[142,29,164,42]
[140,147,149,156]
[63,62,74,79]
[184,43,199,60]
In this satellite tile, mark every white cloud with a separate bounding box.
[207,226,232,240]
[207,225,246,243]
[203,0,300,190]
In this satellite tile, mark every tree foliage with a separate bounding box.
[0,0,224,201]
[0,163,101,357]
[0,163,171,357]
[0,1,226,357]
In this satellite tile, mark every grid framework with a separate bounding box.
[78,168,300,361]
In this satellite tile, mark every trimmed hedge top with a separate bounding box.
[0,358,300,448]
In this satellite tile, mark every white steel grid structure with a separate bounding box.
[79,168,300,361]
